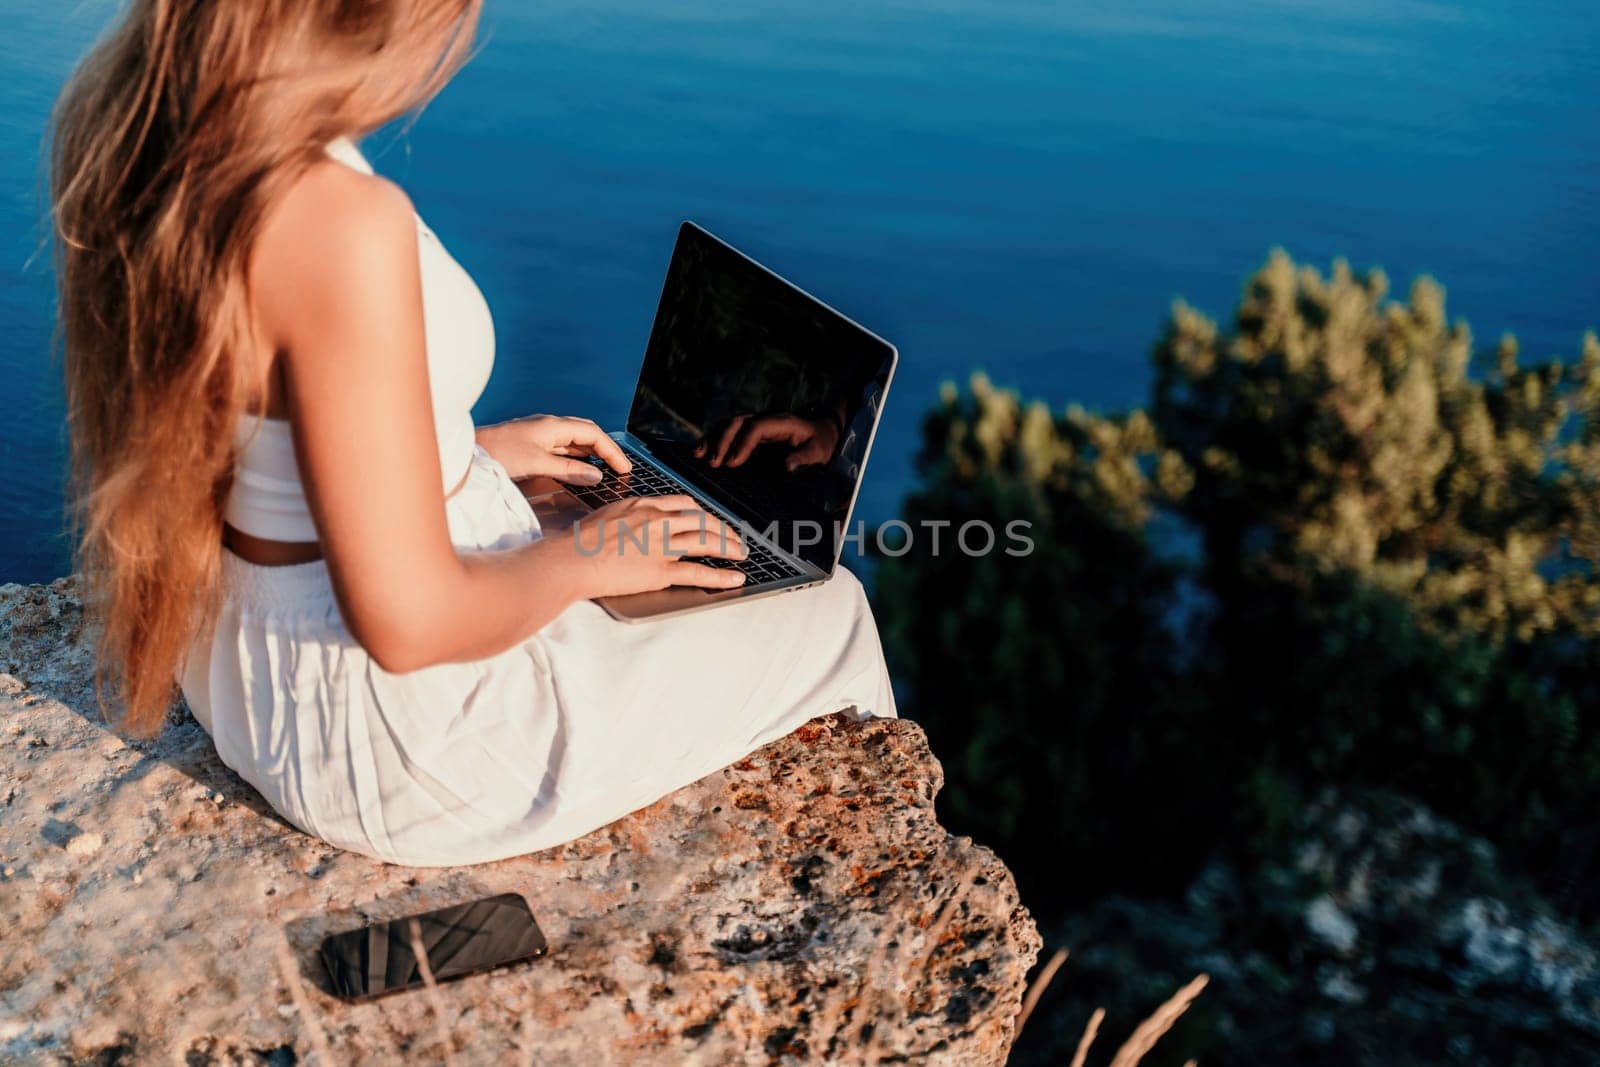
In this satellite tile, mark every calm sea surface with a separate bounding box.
[2,0,1595,582]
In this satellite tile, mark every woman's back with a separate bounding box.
[227,139,495,544]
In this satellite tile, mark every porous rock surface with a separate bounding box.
[0,578,1040,1064]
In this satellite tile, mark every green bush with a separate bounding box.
[873,252,1600,919]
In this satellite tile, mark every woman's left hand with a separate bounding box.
[476,415,632,484]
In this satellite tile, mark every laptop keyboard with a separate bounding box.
[564,444,805,586]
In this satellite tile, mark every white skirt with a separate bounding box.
[180,446,897,867]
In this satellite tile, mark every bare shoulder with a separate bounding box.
[251,159,419,335]
[257,157,414,262]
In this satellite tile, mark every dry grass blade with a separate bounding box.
[1069,1006,1106,1067]
[811,947,863,1062]
[859,860,978,1063]
[1107,973,1209,1067]
[407,917,462,1067]
[909,887,961,977]
[1013,946,1069,1040]
[810,979,848,1061]
[273,934,336,1065]
[853,916,900,1064]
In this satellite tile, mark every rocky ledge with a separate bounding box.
[0,578,1040,1065]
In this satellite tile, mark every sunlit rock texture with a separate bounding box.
[0,578,1039,1064]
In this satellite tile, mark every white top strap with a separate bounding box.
[324,136,375,175]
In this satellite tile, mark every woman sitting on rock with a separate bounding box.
[49,0,895,867]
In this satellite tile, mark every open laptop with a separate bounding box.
[549,221,897,622]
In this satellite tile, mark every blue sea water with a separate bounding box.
[2,0,1595,583]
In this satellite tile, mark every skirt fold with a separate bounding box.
[182,445,896,867]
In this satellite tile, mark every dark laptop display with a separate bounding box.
[626,223,896,571]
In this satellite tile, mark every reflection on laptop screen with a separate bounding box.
[626,222,896,572]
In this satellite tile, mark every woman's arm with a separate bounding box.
[250,162,744,672]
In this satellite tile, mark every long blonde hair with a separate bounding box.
[50,0,480,736]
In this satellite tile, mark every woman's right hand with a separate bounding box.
[566,495,749,597]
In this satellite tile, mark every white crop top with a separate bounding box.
[223,138,496,542]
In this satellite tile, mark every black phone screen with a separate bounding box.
[318,892,548,1001]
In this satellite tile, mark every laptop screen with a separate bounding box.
[626,222,896,573]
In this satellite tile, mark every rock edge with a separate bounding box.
[0,578,1041,1065]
